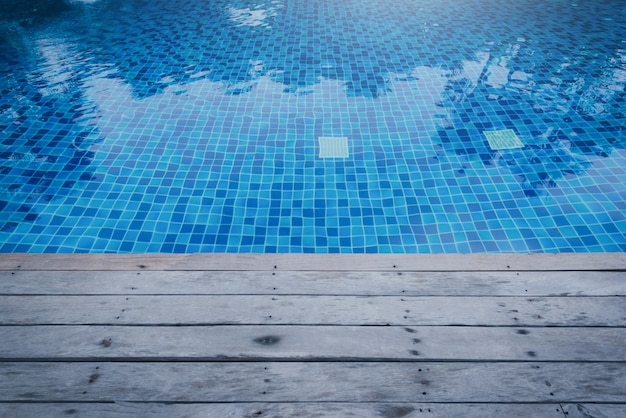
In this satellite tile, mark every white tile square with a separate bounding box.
[484,129,524,150]
[319,136,349,158]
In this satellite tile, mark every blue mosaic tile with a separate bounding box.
[1,0,625,253]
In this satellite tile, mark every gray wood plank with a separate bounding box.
[1,270,624,296]
[3,403,625,418]
[0,402,588,418]
[1,253,624,271]
[0,295,623,326]
[0,326,623,361]
[1,362,624,402]
[561,403,626,418]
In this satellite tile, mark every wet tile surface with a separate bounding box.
[0,0,625,253]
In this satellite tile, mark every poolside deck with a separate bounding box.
[0,253,624,417]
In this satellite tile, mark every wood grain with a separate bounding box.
[0,254,623,413]
[1,362,624,402]
[0,295,622,326]
[3,402,617,418]
[1,253,624,271]
[4,402,616,418]
[1,270,624,296]
[0,325,623,361]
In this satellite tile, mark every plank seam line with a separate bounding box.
[1,323,623,327]
[162,268,626,272]
[0,401,116,405]
[0,324,624,328]
[6,267,626,273]
[1,401,625,405]
[2,360,625,364]
[1,324,624,328]
[2,294,624,297]
[6,270,626,274]
[1,359,625,364]
[0,270,626,274]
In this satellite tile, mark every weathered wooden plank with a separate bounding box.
[2,403,624,418]
[1,270,624,296]
[561,403,626,418]
[0,326,623,362]
[0,295,623,326]
[1,253,624,271]
[0,402,595,418]
[1,362,624,402]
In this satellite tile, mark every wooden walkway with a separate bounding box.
[0,253,625,417]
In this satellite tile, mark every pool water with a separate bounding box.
[1,0,625,253]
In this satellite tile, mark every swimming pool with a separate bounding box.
[1,0,625,253]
